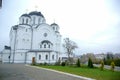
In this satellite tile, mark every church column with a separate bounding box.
[35,52,37,63]
[12,25,18,63]
[31,28,33,49]
[24,52,27,64]
[49,52,50,64]
[56,52,58,62]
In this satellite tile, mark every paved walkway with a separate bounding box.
[0,64,94,80]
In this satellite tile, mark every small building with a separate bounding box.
[1,46,11,63]
[94,53,105,60]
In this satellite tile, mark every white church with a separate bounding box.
[1,11,66,64]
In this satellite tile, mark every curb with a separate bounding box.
[26,65,95,80]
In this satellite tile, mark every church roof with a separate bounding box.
[41,40,53,45]
[4,46,11,50]
[51,23,58,26]
[21,14,31,18]
[29,11,44,17]
[13,25,18,30]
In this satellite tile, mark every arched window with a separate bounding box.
[26,29,27,32]
[39,55,41,60]
[46,55,48,60]
[53,27,55,30]
[26,19,28,24]
[22,18,24,24]
[23,39,25,41]
[56,27,58,31]
[52,55,54,60]
[38,18,41,24]
[44,44,46,48]
[33,17,35,24]
[48,45,50,48]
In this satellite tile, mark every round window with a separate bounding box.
[44,33,47,37]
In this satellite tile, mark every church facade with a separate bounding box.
[2,11,62,64]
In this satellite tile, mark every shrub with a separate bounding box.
[104,59,120,67]
[114,59,120,67]
[55,62,61,66]
[111,61,115,72]
[44,62,47,66]
[61,62,66,66]
[76,58,80,67]
[39,63,43,65]
[106,59,112,65]
[65,60,69,66]
[55,58,61,66]
[103,58,107,65]
[88,58,94,68]
[100,61,104,71]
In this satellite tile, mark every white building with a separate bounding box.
[94,53,105,60]
[1,46,11,63]
[2,11,62,64]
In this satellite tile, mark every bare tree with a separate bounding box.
[63,38,78,64]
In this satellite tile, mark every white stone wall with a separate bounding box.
[2,49,10,63]
[13,52,25,63]
[26,52,36,63]
[16,25,31,50]
[32,24,57,50]
[7,11,62,64]
[10,28,16,51]
[35,52,57,63]
[19,16,31,25]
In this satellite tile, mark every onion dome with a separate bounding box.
[21,14,31,18]
[51,22,59,32]
[50,23,58,26]
[13,25,18,30]
[29,11,44,18]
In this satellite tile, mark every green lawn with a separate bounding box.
[36,65,120,80]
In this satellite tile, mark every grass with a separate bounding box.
[36,65,120,80]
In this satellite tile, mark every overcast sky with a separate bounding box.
[0,0,120,54]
